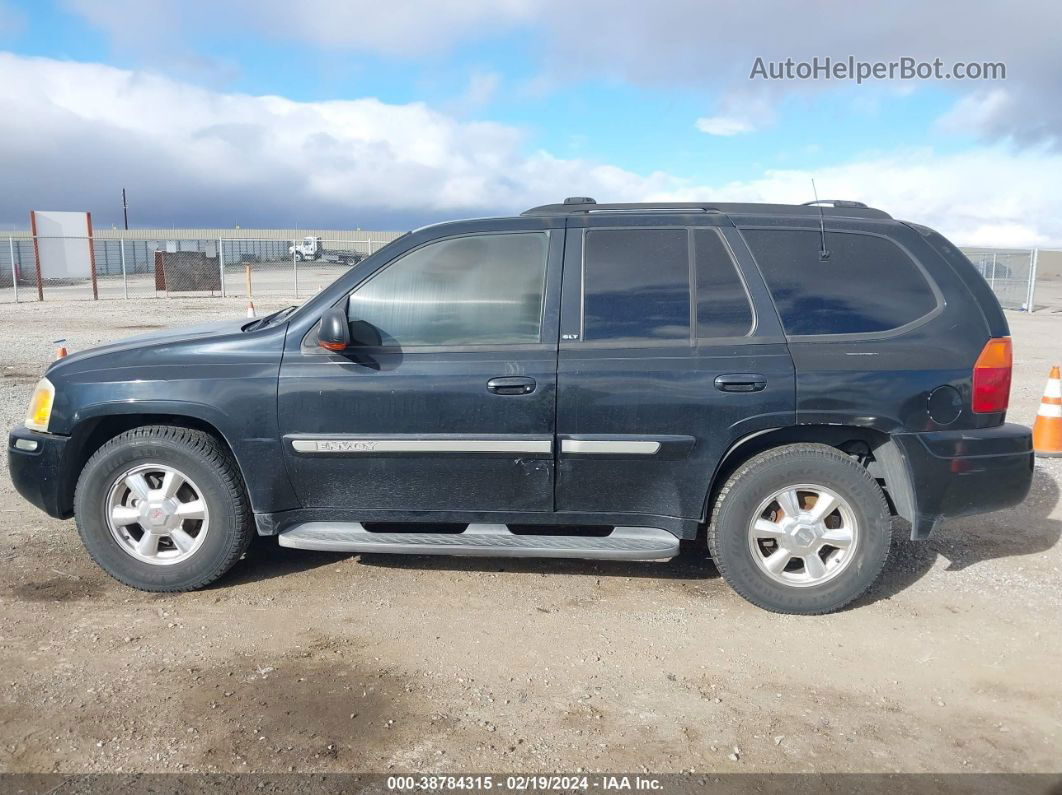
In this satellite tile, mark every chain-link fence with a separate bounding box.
[959,247,1037,312]
[0,237,37,303]
[0,235,391,303]
[0,234,1047,313]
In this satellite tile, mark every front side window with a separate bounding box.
[347,232,548,346]
[583,228,691,343]
[743,229,938,336]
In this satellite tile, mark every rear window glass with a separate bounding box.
[743,229,937,335]
[694,229,753,337]
[583,229,690,343]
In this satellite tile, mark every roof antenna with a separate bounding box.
[811,178,830,261]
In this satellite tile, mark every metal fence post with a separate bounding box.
[1027,248,1039,313]
[8,237,17,303]
[120,238,128,299]
[30,214,43,301]
[292,239,299,298]
[218,238,226,297]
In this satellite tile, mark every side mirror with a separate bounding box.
[318,306,351,351]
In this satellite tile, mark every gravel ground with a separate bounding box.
[0,296,1060,775]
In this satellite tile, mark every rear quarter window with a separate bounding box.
[694,228,753,338]
[742,228,938,336]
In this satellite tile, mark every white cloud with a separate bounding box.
[933,86,1062,151]
[4,53,1062,247]
[58,1,1062,147]
[540,1,1061,149]
[695,116,754,136]
[654,148,1062,247]
[61,0,539,57]
[936,89,1012,134]
[0,53,685,227]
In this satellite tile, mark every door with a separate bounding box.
[279,226,563,513]
[555,218,795,521]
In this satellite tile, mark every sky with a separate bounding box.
[0,0,1060,245]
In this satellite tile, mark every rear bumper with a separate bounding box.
[7,426,71,519]
[894,423,1033,539]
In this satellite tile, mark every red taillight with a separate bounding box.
[972,337,1012,413]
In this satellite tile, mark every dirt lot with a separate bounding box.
[0,297,1060,776]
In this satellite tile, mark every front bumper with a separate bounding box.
[894,423,1033,539]
[7,426,71,519]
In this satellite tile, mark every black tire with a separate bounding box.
[708,443,890,615]
[73,425,253,591]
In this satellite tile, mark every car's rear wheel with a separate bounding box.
[74,426,253,591]
[708,443,890,614]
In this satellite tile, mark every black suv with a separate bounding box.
[8,198,1033,614]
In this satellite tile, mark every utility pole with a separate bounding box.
[122,188,129,230]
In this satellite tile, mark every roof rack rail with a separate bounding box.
[521,200,891,219]
[588,207,713,215]
[801,199,869,209]
[522,201,721,216]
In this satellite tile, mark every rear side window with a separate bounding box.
[583,229,690,343]
[694,229,753,337]
[743,229,937,335]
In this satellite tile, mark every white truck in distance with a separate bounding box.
[288,236,365,265]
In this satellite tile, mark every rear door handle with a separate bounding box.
[487,376,537,395]
[714,373,767,393]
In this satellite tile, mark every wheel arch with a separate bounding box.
[60,409,246,518]
[704,425,915,530]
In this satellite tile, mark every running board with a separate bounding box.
[277,523,680,561]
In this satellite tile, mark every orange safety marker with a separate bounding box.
[54,338,67,359]
[1033,365,1062,457]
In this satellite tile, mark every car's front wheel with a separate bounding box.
[74,425,253,591]
[708,443,891,614]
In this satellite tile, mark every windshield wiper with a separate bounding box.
[269,305,298,324]
[244,305,297,331]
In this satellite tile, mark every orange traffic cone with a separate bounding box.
[246,301,256,318]
[54,339,67,359]
[1033,365,1062,457]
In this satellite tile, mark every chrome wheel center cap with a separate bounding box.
[793,525,816,548]
[142,500,175,528]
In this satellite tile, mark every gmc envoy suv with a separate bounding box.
[8,198,1033,614]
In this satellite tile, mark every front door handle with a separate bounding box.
[487,376,537,395]
[714,373,767,393]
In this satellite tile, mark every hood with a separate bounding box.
[47,318,254,373]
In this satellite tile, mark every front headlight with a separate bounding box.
[25,378,55,432]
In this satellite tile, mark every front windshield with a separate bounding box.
[285,231,412,322]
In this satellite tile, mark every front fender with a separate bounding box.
[65,395,298,516]
[72,398,233,434]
